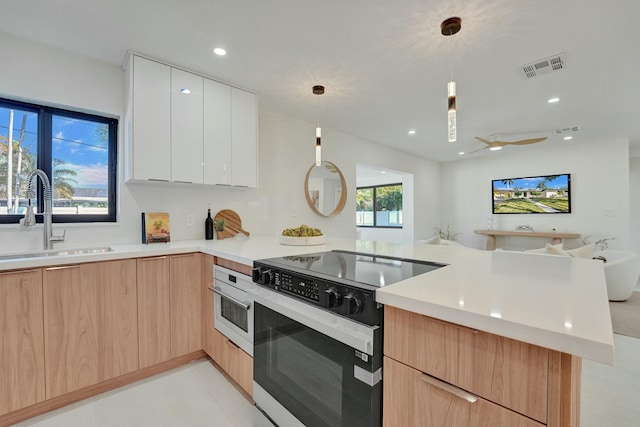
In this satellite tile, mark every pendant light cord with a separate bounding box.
[449,28,454,82]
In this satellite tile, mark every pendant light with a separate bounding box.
[313,85,325,166]
[441,17,461,142]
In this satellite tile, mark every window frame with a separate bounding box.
[0,97,117,224]
[356,182,403,229]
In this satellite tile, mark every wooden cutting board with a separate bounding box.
[214,209,250,239]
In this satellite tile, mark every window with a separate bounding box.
[0,97,117,223]
[356,183,403,228]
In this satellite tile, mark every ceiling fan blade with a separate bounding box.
[502,137,548,145]
[467,146,489,154]
[474,137,493,145]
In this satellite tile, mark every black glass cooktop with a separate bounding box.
[256,250,446,289]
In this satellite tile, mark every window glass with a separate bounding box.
[0,106,38,215]
[356,188,374,226]
[51,115,109,216]
[375,184,403,227]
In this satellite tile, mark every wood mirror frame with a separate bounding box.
[304,161,348,217]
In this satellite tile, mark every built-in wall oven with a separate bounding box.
[250,250,446,427]
[213,265,253,356]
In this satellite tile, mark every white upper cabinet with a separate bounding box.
[203,79,232,186]
[125,53,257,187]
[231,88,258,188]
[171,69,204,184]
[126,55,171,181]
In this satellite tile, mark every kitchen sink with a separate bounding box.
[0,246,113,261]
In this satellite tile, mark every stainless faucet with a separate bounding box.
[23,169,65,250]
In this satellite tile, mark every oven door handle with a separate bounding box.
[213,287,252,310]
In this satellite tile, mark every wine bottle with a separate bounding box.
[205,209,214,240]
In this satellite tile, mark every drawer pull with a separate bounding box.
[171,254,195,259]
[45,265,80,271]
[420,373,478,403]
[139,256,167,261]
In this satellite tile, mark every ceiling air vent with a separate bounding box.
[553,126,580,135]
[520,53,566,79]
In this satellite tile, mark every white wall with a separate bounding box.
[440,139,631,251]
[0,32,440,252]
[630,156,640,254]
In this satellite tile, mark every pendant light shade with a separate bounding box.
[441,17,461,142]
[313,85,325,166]
[448,81,456,142]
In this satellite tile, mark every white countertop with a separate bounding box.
[0,236,614,364]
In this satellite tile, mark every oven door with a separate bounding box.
[213,281,253,356]
[251,286,382,427]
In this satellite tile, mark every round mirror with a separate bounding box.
[304,161,347,217]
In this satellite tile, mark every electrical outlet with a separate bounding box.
[186,215,194,227]
[292,207,297,217]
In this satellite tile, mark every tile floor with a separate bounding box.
[13,335,640,426]
[13,360,253,427]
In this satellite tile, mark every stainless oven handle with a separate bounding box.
[213,286,252,310]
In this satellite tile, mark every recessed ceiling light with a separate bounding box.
[380,171,386,174]
[489,146,502,151]
[408,130,416,135]
[180,88,191,94]
[458,151,465,155]
[213,47,227,56]
[548,97,560,103]
[564,136,573,140]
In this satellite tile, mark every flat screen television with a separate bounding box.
[492,173,571,214]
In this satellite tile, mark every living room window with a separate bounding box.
[0,97,117,223]
[356,183,403,228]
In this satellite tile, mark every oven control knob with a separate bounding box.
[261,269,274,285]
[341,293,362,315]
[323,287,342,308]
[252,268,261,283]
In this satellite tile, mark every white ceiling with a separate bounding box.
[1,0,639,162]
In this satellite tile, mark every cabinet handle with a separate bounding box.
[419,373,478,403]
[45,265,80,271]
[0,268,40,276]
[174,181,193,184]
[148,179,170,182]
[139,256,167,261]
[170,254,195,259]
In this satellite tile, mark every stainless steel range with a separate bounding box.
[250,250,446,427]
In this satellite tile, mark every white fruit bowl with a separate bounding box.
[279,235,326,246]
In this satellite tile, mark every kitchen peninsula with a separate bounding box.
[0,236,613,426]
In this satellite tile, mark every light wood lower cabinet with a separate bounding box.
[137,256,171,368]
[137,253,202,365]
[43,260,138,398]
[202,256,253,396]
[383,357,544,427]
[0,269,45,416]
[170,253,202,357]
[384,306,581,427]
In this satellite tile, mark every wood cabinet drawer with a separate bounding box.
[384,306,548,423]
[383,356,544,427]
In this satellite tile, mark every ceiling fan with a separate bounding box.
[470,136,548,153]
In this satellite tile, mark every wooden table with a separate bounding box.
[474,229,581,250]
